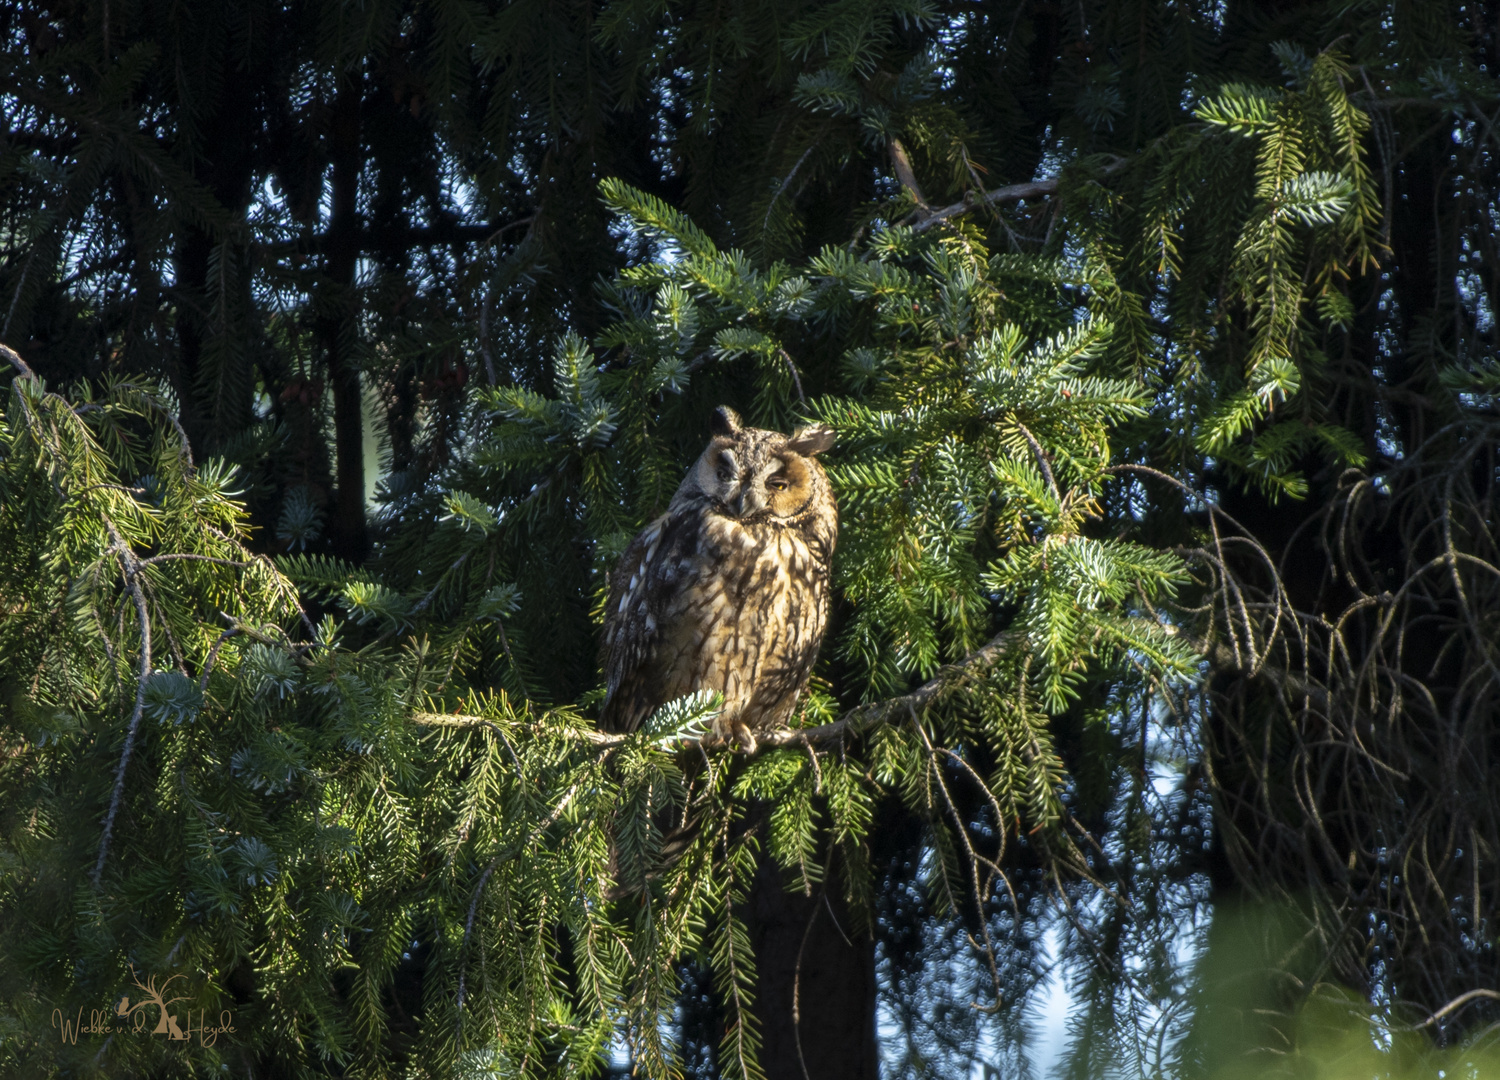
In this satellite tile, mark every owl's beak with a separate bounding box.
[732,485,766,518]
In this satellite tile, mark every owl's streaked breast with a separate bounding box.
[652,516,828,725]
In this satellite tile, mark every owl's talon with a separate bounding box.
[727,722,757,755]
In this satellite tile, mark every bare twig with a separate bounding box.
[1,341,36,379]
[1410,988,1500,1030]
[778,348,807,404]
[765,135,824,233]
[195,612,294,693]
[198,625,240,694]
[479,291,498,387]
[911,157,1128,234]
[93,521,151,888]
[1015,421,1062,504]
[792,897,818,1080]
[137,553,251,569]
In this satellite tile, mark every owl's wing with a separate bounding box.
[598,513,676,733]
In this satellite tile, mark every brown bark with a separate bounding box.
[748,858,879,1080]
[170,67,257,453]
[319,77,369,562]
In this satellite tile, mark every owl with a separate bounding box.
[599,406,838,752]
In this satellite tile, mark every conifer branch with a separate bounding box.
[911,180,1059,231]
[0,341,36,379]
[93,519,152,888]
[418,632,1022,755]
[911,157,1128,233]
[758,631,1022,750]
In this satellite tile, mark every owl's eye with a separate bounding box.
[717,466,735,483]
[767,474,789,491]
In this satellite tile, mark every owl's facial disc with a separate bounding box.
[763,454,813,518]
[715,449,738,485]
[724,453,810,521]
[690,426,822,523]
[700,446,745,515]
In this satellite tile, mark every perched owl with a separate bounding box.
[599,406,838,752]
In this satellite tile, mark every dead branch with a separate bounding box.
[911,157,1128,233]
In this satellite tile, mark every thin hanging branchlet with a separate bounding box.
[454,769,595,1030]
[908,706,1006,1009]
[92,517,152,888]
[1171,420,1500,1015]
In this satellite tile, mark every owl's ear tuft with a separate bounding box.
[787,424,836,456]
[710,406,743,437]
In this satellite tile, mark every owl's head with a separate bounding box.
[679,405,836,525]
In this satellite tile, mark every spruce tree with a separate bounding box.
[3,2,1500,1077]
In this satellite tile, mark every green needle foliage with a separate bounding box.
[1182,52,1379,497]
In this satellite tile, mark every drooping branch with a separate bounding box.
[6,342,230,886]
[454,772,590,1029]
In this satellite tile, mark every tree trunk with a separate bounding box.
[170,63,257,455]
[748,857,879,1080]
[320,76,369,562]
